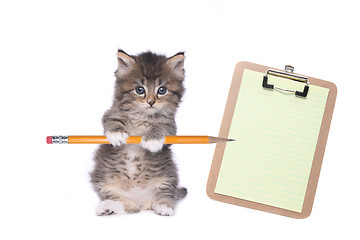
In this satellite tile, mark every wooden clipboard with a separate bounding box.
[207,61,337,219]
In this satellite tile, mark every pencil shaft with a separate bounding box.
[68,135,210,144]
[47,135,232,144]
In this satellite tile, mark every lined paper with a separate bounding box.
[214,69,329,213]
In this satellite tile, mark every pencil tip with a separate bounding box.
[228,139,235,141]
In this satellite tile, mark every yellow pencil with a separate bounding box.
[46,135,234,144]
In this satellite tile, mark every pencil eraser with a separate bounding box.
[46,136,52,144]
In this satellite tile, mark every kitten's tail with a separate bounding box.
[174,187,187,200]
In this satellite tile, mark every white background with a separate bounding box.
[0,0,359,239]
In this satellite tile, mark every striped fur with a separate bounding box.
[90,50,186,216]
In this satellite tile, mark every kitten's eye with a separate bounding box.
[135,86,146,95]
[157,87,167,95]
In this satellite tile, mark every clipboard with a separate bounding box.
[207,61,337,219]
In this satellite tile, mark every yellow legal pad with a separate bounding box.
[207,62,337,218]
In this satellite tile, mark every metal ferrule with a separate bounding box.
[52,135,69,144]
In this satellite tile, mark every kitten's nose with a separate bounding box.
[147,99,156,106]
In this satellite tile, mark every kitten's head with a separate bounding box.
[113,50,185,116]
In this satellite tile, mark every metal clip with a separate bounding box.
[262,65,310,97]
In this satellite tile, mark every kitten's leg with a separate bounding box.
[95,185,141,215]
[96,200,125,216]
[96,197,140,216]
[102,110,129,146]
[141,126,168,152]
[153,203,174,216]
[121,197,141,214]
[151,188,175,216]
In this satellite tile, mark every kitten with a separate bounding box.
[90,50,187,216]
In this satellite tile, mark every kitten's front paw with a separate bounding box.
[141,138,165,152]
[105,131,129,146]
[153,204,174,216]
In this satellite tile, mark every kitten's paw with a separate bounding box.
[105,131,129,146]
[141,138,165,152]
[123,200,141,214]
[96,200,125,216]
[153,204,174,216]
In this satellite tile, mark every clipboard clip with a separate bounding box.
[263,65,310,97]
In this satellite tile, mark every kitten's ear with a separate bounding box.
[116,49,135,75]
[167,52,185,78]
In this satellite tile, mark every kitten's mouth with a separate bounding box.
[145,106,158,114]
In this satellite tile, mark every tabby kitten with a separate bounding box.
[90,50,187,216]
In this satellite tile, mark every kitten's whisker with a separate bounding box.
[162,109,169,118]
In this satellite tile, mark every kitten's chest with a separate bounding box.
[125,120,151,135]
[120,145,146,180]
[110,146,157,208]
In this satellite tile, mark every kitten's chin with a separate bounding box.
[144,107,159,115]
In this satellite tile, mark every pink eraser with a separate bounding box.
[46,136,52,144]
